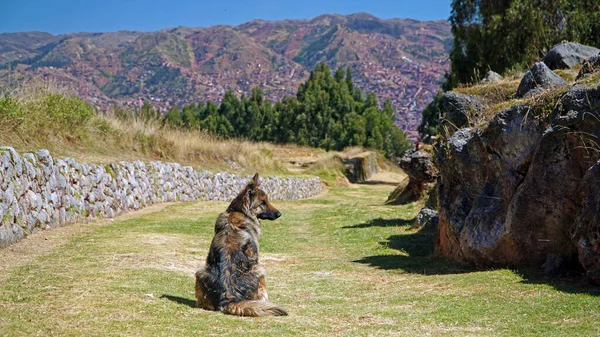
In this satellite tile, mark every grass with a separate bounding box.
[1,183,599,336]
[455,75,521,106]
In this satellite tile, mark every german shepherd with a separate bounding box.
[195,173,288,316]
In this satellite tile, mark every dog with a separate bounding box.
[195,173,288,316]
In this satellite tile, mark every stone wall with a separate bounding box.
[0,147,322,247]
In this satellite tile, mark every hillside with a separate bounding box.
[0,13,451,140]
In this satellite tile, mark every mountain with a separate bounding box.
[0,13,451,140]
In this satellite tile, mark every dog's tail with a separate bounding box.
[222,300,288,317]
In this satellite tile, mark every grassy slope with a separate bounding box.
[1,183,599,336]
[0,81,343,176]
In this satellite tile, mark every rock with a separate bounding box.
[576,54,600,80]
[481,70,502,84]
[399,149,438,183]
[543,253,565,277]
[23,153,36,165]
[343,152,379,183]
[436,103,548,266]
[415,208,438,230]
[484,105,543,171]
[386,149,437,205]
[572,161,600,285]
[522,87,548,98]
[37,210,48,225]
[516,62,567,98]
[543,42,600,70]
[36,149,53,165]
[0,146,23,177]
[25,190,38,210]
[385,177,410,204]
[439,92,487,128]
[437,87,600,271]
[106,207,115,218]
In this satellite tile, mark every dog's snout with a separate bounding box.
[275,211,282,218]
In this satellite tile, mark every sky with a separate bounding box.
[1,0,452,35]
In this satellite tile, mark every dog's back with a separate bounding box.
[195,174,287,317]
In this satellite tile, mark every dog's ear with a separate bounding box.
[246,185,256,198]
[246,173,259,198]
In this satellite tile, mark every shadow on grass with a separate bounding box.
[352,218,600,294]
[516,269,600,296]
[343,217,414,229]
[161,295,197,308]
[356,180,400,186]
[353,220,476,275]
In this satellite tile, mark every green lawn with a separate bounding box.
[1,183,599,336]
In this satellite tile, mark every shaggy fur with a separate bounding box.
[195,173,287,316]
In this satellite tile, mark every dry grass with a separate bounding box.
[0,80,397,177]
[452,65,600,130]
[578,71,600,88]
[100,115,290,173]
[554,67,581,83]
[455,74,522,106]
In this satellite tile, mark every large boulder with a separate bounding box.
[516,62,567,98]
[386,149,437,205]
[543,42,600,70]
[439,92,487,128]
[343,152,379,183]
[435,90,593,266]
[498,89,600,265]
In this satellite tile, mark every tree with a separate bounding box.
[446,0,600,88]
[166,63,411,159]
[345,67,354,96]
[140,102,159,121]
[418,92,443,140]
[181,104,198,128]
[164,106,182,127]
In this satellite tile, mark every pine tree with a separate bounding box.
[164,106,182,127]
[181,104,198,128]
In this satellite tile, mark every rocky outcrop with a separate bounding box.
[439,92,487,128]
[343,152,379,183]
[516,62,567,98]
[0,148,323,248]
[543,42,600,70]
[436,87,600,270]
[386,149,437,204]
